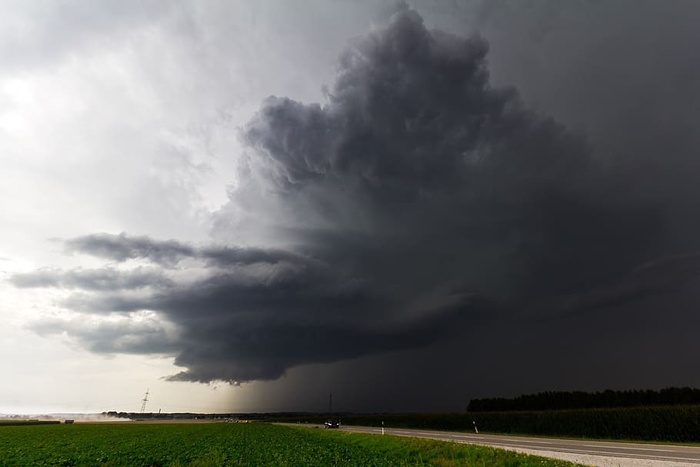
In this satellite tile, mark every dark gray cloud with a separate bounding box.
[517,252,700,323]
[64,232,309,268]
[236,3,661,302]
[200,245,310,268]
[10,267,172,291]
[470,0,700,211]
[13,2,700,401]
[31,313,178,355]
[65,233,196,266]
[30,232,483,382]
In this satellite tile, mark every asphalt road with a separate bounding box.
[330,425,700,465]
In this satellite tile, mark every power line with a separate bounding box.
[140,389,149,414]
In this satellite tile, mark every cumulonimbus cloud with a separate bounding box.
[12,4,665,384]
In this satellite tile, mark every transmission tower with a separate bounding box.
[140,389,149,414]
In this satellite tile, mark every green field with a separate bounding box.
[0,420,60,426]
[0,422,585,466]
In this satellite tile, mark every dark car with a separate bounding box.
[324,419,340,429]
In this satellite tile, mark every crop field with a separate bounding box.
[0,420,60,427]
[0,421,586,466]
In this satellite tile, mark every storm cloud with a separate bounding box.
[23,232,478,382]
[12,3,699,394]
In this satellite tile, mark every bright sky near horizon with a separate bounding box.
[3,0,700,415]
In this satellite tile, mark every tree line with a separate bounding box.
[467,387,700,412]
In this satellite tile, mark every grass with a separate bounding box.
[0,422,587,466]
[296,406,700,443]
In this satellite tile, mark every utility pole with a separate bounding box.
[140,389,149,414]
[329,390,333,414]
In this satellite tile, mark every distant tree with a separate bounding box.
[467,387,700,412]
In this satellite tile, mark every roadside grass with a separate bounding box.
[308,428,583,467]
[0,422,586,466]
[308,406,700,443]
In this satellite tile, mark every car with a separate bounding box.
[324,419,340,429]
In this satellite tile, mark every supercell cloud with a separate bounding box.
[12,3,700,394]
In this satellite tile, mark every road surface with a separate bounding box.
[289,423,700,466]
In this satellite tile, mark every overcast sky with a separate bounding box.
[3,0,700,415]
